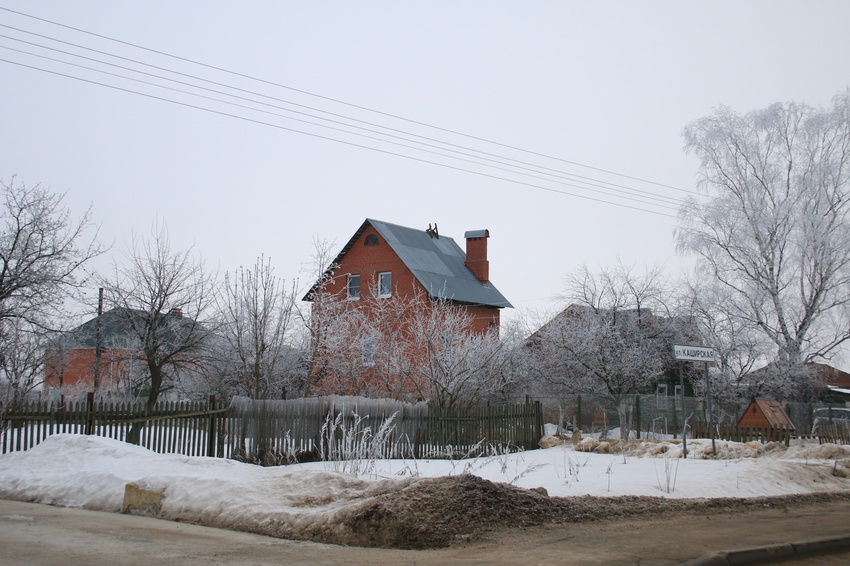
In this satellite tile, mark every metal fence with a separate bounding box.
[536,394,850,441]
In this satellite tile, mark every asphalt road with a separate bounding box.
[3,498,850,565]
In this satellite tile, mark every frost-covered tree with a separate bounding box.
[0,177,102,326]
[400,294,505,408]
[0,317,46,419]
[306,282,506,407]
[528,263,681,439]
[679,280,768,403]
[209,256,305,400]
[0,177,102,416]
[98,221,215,409]
[678,91,850,372]
[307,288,414,400]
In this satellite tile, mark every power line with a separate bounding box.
[0,7,694,215]
[0,56,679,218]
[0,20,692,208]
[0,7,696,195]
[0,37,685,211]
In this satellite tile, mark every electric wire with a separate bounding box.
[0,9,692,215]
[1,56,678,218]
[0,39,684,211]
[0,5,695,196]
[0,17,689,211]
[0,21,690,208]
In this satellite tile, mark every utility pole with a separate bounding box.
[93,288,103,392]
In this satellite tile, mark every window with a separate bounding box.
[441,331,454,362]
[364,234,379,246]
[362,334,376,367]
[656,384,668,409]
[378,272,392,298]
[347,274,361,300]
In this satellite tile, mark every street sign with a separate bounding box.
[673,344,715,363]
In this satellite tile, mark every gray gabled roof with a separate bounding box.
[307,219,512,309]
[58,308,200,350]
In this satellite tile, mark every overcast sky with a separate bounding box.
[2,1,849,330]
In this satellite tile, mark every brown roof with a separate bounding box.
[810,363,850,389]
[737,398,796,431]
[745,362,850,390]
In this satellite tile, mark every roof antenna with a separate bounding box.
[426,223,439,239]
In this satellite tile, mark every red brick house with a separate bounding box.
[44,307,195,397]
[44,308,137,395]
[304,219,512,401]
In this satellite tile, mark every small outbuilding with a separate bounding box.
[737,398,796,445]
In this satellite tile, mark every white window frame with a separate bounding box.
[378,271,392,298]
[362,334,376,367]
[347,274,361,300]
[656,383,668,409]
[441,331,454,362]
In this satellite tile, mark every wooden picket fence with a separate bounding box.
[814,422,850,445]
[428,403,543,455]
[1,394,229,457]
[228,397,544,463]
[690,422,794,446]
[2,395,544,462]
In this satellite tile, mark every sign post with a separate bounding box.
[672,345,717,458]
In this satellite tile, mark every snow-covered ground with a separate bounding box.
[2,433,850,540]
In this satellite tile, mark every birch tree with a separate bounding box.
[678,91,850,372]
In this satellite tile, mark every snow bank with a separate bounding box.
[0,434,408,542]
[2,433,850,544]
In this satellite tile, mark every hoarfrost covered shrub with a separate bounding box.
[320,411,398,477]
[655,454,679,493]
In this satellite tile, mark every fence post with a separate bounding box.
[576,395,582,432]
[634,395,641,440]
[85,392,95,435]
[206,395,217,457]
[671,394,679,439]
[535,401,543,446]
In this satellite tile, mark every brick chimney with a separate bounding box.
[464,229,489,283]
